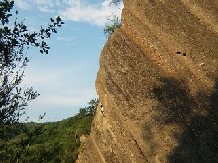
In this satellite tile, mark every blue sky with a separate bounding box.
[13,0,123,122]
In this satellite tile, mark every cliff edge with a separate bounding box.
[77,0,218,162]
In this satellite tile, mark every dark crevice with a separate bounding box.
[134,139,150,163]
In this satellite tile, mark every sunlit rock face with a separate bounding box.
[77,0,218,162]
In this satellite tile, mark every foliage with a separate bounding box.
[104,0,122,38]
[78,98,99,117]
[104,14,122,38]
[109,0,122,6]
[4,98,99,163]
[0,0,64,162]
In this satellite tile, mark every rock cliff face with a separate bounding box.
[77,0,218,162]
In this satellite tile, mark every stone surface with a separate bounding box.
[77,0,218,162]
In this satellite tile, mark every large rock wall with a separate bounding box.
[77,0,218,162]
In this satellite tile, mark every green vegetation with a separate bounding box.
[104,0,122,38]
[0,1,98,162]
[2,98,99,163]
[109,0,122,6]
[104,14,122,38]
[0,0,64,162]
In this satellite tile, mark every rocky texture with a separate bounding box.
[77,0,218,162]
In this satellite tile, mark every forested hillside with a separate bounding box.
[2,98,99,163]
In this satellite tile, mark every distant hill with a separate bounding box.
[3,98,99,163]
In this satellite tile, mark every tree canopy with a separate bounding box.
[0,0,64,162]
[109,0,122,6]
[104,14,121,38]
[2,98,99,163]
[104,0,122,38]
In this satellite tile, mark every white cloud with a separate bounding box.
[33,89,96,108]
[22,57,96,104]
[35,0,55,12]
[35,0,55,7]
[38,6,54,12]
[57,37,75,41]
[15,0,124,26]
[55,0,60,6]
[15,0,55,12]
[62,0,81,6]
[36,95,83,107]
[15,0,31,10]
[58,0,124,26]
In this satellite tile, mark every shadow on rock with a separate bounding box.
[152,77,195,125]
[143,76,218,162]
[168,77,218,163]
